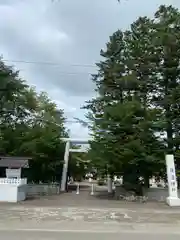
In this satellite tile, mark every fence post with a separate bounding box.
[90,184,94,195]
[76,183,80,194]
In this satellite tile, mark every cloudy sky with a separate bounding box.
[0,0,178,139]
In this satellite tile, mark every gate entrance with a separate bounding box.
[60,137,91,192]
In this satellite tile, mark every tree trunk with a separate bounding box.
[144,175,150,188]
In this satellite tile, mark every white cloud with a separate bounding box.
[0,0,179,137]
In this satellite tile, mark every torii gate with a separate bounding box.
[60,137,91,192]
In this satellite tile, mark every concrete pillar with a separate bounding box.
[107,175,113,193]
[166,154,180,206]
[60,141,70,192]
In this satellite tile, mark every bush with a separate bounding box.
[122,182,144,196]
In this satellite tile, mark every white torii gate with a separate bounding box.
[60,137,91,192]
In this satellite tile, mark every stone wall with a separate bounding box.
[115,185,180,202]
[145,188,180,202]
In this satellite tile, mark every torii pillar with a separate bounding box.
[60,140,70,192]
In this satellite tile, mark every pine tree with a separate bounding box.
[86,5,180,190]
[85,27,164,191]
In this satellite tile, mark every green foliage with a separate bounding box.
[68,151,89,181]
[85,5,180,184]
[0,58,68,182]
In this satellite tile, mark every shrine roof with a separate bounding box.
[0,156,31,168]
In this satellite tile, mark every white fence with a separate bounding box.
[0,178,27,202]
[0,178,27,185]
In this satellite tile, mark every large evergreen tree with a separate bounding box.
[85,5,180,190]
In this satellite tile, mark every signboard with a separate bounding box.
[6,169,21,179]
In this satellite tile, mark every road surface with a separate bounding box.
[0,203,179,239]
[0,229,179,240]
[0,204,179,239]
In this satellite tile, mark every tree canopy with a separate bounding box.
[0,58,69,182]
[84,5,180,186]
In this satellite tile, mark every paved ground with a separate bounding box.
[1,229,180,240]
[0,186,180,236]
[0,204,180,230]
[0,191,179,226]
